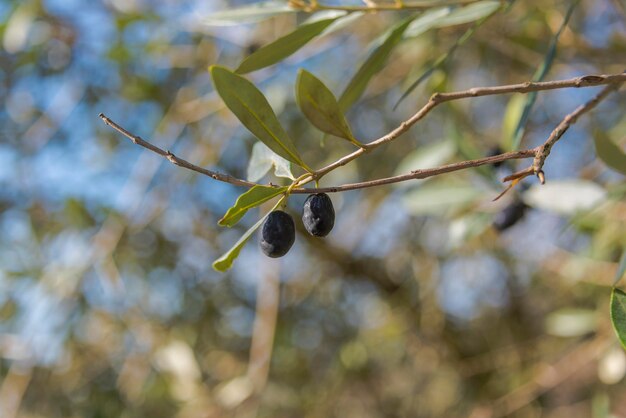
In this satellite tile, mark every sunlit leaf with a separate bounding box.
[404,7,451,38]
[203,1,296,26]
[448,213,491,248]
[433,1,500,27]
[509,0,580,150]
[393,12,497,109]
[236,18,338,74]
[318,11,364,35]
[523,180,606,215]
[296,69,360,145]
[394,140,456,184]
[545,308,597,337]
[501,94,526,151]
[610,288,626,350]
[247,142,295,182]
[213,198,284,272]
[594,133,626,176]
[219,185,287,227]
[402,183,485,216]
[210,65,311,171]
[338,16,414,112]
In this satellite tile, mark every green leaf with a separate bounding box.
[395,4,500,108]
[203,1,296,26]
[210,65,311,171]
[615,252,626,286]
[404,7,451,38]
[448,213,491,248]
[213,198,284,272]
[338,16,415,112]
[594,134,626,176]
[219,185,287,227]
[501,94,526,151]
[394,140,456,184]
[296,69,360,146]
[236,18,338,74]
[509,0,580,150]
[402,182,485,216]
[610,288,626,350]
[545,308,598,337]
[433,1,501,27]
[247,142,295,182]
[523,180,607,215]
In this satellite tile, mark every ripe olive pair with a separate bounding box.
[260,193,335,258]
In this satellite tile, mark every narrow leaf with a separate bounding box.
[523,180,606,215]
[433,1,501,27]
[213,198,284,272]
[402,183,485,216]
[203,1,296,26]
[236,18,338,74]
[296,69,360,145]
[509,0,580,150]
[615,252,626,286]
[404,7,452,38]
[219,185,288,227]
[501,94,526,150]
[247,142,294,182]
[594,134,626,176]
[210,65,311,171]
[394,140,456,179]
[610,288,626,350]
[395,5,499,108]
[338,16,415,112]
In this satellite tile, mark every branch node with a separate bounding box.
[537,170,545,184]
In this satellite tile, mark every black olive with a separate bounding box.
[493,200,527,231]
[260,210,295,258]
[302,193,335,237]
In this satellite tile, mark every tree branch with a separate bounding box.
[99,113,258,189]
[503,80,624,184]
[100,72,626,195]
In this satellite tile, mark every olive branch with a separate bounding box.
[101,0,626,272]
[99,72,624,270]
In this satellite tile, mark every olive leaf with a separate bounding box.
[213,197,284,272]
[594,133,626,176]
[296,69,361,146]
[219,185,288,227]
[507,0,580,150]
[610,288,626,350]
[395,9,498,109]
[403,7,451,38]
[338,16,415,112]
[203,1,296,26]
[402,182,486,216]
[210,65,311,171]
[432,0,500,27]
[236,18,338,74]
[247,142,295,182]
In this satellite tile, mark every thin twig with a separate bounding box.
[296,73,626,186]
[99,113,258,189]
[100,72,626,194]
[504,80,624,184]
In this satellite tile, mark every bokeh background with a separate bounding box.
[1,0,625,417]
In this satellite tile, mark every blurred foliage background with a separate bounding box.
[0,0,625,417]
